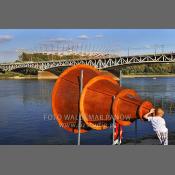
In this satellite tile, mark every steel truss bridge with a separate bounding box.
[0,53,175,71]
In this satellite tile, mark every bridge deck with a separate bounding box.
[0,52,175,71]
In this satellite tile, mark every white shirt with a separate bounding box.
[147,116,168,133]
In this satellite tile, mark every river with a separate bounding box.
[0,77,175,145]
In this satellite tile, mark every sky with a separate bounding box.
[1,29,175,62]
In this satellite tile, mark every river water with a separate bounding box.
[0,77,175,145]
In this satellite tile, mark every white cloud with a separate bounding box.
[0,35,13,43]
[77,35,89,40]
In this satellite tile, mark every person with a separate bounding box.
[143,108,168,145]
[114,122,123,145]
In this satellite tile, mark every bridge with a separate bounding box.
[0,53,175,72]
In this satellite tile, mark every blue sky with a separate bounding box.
[1,29,175,62]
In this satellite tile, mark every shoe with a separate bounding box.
[114,139,121,145]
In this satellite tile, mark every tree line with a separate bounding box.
[122,63,175,75]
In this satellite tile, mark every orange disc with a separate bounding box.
[80,75,121,130]
[52,64,101,133]
[112,89,142,126]
[138,101,153,120]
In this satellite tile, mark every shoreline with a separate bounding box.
[1,74,175,80]
[0,76,58,80]
[122,74,175,78]
[0,71,59,80]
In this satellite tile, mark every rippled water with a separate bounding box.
[0,77,175,145]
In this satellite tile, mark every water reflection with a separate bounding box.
[0,77,175,144]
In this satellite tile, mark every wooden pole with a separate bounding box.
[77,70,83,146]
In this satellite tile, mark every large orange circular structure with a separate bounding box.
[52,64,101,133]
[80,75,121,130]
[112,89,142,126]
[52,64,155,133]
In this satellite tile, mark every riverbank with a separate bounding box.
[0,72,58,80]
[1,71,175,80]
[122,74,175,78]
[0,76,58,80]
[0,72,38,80]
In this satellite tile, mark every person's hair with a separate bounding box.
[155,107,164,117]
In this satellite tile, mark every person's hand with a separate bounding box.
[149,108,155,114]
